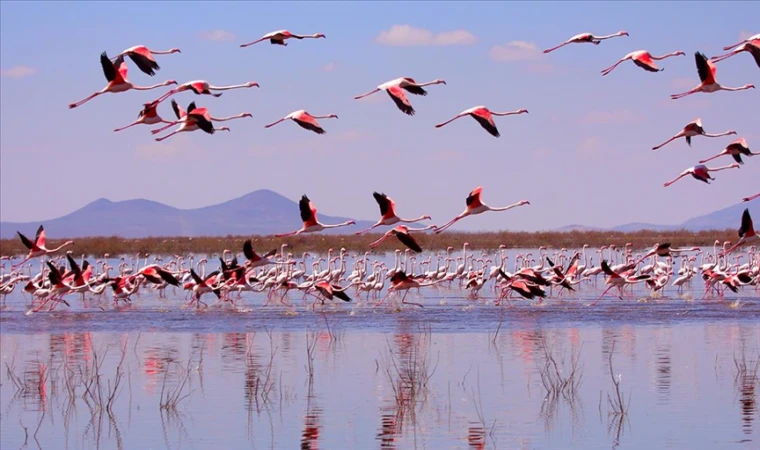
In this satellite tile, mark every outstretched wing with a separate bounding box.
[373,192,393,217]
[395,231,422,253]
[695,52,715,84]
[100,52,117,82]
[739,209,754,238]
[466,187,483,208]
[127,50,160,76]
[386,86,415,116]
[401,84,428,96]
[35,225,45,247]
[600,260,616,276]
[293,118,325,134]
[300,195,317,225]
[332,287,352,302]
[17,232,35,250]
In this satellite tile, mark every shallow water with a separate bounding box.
[1,253,759,449]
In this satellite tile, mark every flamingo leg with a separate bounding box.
[274,229,302,238]
[355,222,382,235]
[155,130,181,142]
[69,91,104,109]
[354,88,380,100]
[152,121,181,135]
[589,285,615,306]
[264,118,286,128]
[698,153,726,164]
[652,133,684,150]
[113,120,143,132]
[435,211,469,234]
[670,88,699,100]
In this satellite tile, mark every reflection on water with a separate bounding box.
[1,318,759,449]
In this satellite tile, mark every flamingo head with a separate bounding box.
[619,31,630,37]
[246,81,260,88]
[743,84,755,89]
[435,79,447,85]
[170,48,181,54]
[673,51,686,56]
[519,109,529,114]
[219,127,231,132]
[165,80,178,86]
[241,113,253,118]
[519,200,531,206]
[347,220,356,225]
[422,215,432,220]
[328,114,339,119]
[315,33,326,39]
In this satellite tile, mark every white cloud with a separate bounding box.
[320,62,337,72]
[489,41,543,62]
[200,30,236,42]
[375,25,477,46]
[0,65,36,79]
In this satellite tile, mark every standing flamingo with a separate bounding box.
[369,225,437,253]
[152,103,237,142]
[153,80,259,104]
[264,110,338,134]
[652,118,736,151]
[600,50,685,76]
[699,138,757,165]
[354,77,446,116]
[14,226,74,268]
[663,163,740,187]
[434,107,528,137]
[111,45,181,76]
[543,31,629,54]
[113,101,174,132]
[435,187,530,234]
[743,193,760,202]
[723,34,760,51]
[240,30,326,47]
[69,52,177,109]
[355,192,432,235]
[710,40,760,69]
[721,209,758,255]
[670,52,754,100]
[274,195,356,237]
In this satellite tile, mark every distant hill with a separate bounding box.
[0,190,376,239]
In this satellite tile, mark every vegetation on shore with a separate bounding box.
[0,229,738,257]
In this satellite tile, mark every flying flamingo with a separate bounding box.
[543,31,629,54]
[153,80,259,104]
[69,52,177,109]
[264,110,338,134]
[369,224,437,253]
[699,138,757,165]
[723,34,760,51]
[652,118,736,151]
[274,195,356,237]
[153,103,243,142]
[14,225,74,268]
[354,77,446,116]
[435,187,530,234]
[710,39,760,68]
[434,107,528,137]
[744,193,760,202]
[721,209,758,256]
[240,30,326,47]
[355,192,432,235]
[111,45,181,76]
[670,52,754,100]
[589,260,651,305]
[113,101,174,132]
[663,163,740,187]
[600,50,685,76]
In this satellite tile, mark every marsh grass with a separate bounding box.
[0,228,736,257]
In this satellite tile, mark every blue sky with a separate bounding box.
[1,2,757,231]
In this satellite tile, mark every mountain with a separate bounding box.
[590,202,758,233]
[0,190,376,239]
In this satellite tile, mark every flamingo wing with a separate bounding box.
[35,225,46,248]
[188,111,214,134]
[390,271,409,285]
[466,187,483,208]
[189,82,207,95]
[749,43,760,68]
[299,195,318,226]
[394,230,422,253]
[695,52,716,84]
[632,53,659,72]
[66,254,82,279]
[243,239,260,262]
[189,268,204,285]
[739,209,755,238]
[171,99,184,119]
[331,286,352,302]
[470,110,500,137]
[127,49,160,76]
[600,260,617,277]
[46,261,63,285]
[386,86,415,116]
[100,52,118,82]
[186,102,197,114]
[315,281,333,299]
[401,82,428,96]
[373,192,394,217]
[17,232,35,250]
[293,116,325,134]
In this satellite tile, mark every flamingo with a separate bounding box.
[153,80,259,104]
[355,192,432,235]
[152,103,236,142]
[670,52,754,100]
[710,39,760,68]
[652,118,736,151]
[699,138,757,165]
[434,107,528,137]
[663,163,740,187]
[600,50,685,76]
[113,101,174,132]
[353,77,446,116]
[274,195,356,237]
[543,31,629,54]
[589,260,651,305]
[264,110,338,134]
[722,209,759,256]
[240,30,326,47]
[744,193,760,202]
[14,226,74,268]
[435,187,530,234]
[69,52,177,109]
[369,225,437,253]
[111,45,181,76]
[723,34,760,51]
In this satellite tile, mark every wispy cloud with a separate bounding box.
[576,136,604,159]
[200,30,236,42]
[1,65,36,79]
[320,62,338,72]
[375,25,477,46]
[578,109,643,125]
[489,41,542,62]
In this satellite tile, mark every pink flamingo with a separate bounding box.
[710,39,760,68]
[743,193,760,202]
[663,163,740,187]
[263,110,338,134]
[153,79,259,104]
[670,52,754,100]
[699,138,757,165]
[589,260,651,305]
[113,101,174,132]
[721,209,758,255]
[354,77,446,116]
[274,195,355,237]
[14,225,74,268]
[543,31,629,54]
[369,224,437,253]
[435,106,528,137]
[652,118,736,151]
[69,52,176,109]
[152,103,239,142]
[723,34,760,51]
[355,192,432,235]
[435,187,530,234]
[600,50,685,76]
[111,45,181,76]
[240,30,325,47]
